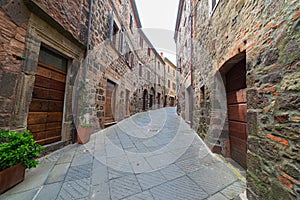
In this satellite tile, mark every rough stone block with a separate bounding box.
[0,71,17,97]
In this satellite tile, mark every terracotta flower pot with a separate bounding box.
[0,163,26,194]
[77,126,93,144]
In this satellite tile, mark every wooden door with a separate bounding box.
[143,90,148,111]
[27,62,66,145]
[226,59,247,168]
[125,90,130,116]
[104,80,116,123]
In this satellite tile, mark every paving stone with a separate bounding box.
[90,183,110,200]
[221,181,246,199]
[45,163,70,184]
[187,163,238,195]
[136,171,167,190]
[150,176,208,200]
[123,190,155,200]
[109,175,142,200]
[143,139,160,148]
[105,142,126,158]
[121,140,136,149]
[56,150,75,164]
[57,178,91,200]
[91,160,108,186]
[128,154,153,173]
[65,164,93,181]
[207,192,229,200]
[107,155,133,173]
[71,152,93,166]
[159,164,186,181]
[35,182,63,200]
[175,157,205,173]
[108,167,133,180]
[0,188,39,200]
[145,152,178,170]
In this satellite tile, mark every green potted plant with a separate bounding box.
[77,80,94,144]
[0,129,44,194]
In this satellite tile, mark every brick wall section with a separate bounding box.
[176,0,300,199]
[31,0,88,44]
[0,1,29,129]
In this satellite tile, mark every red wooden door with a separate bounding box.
[226,59,247,168]
[27,62,66,145]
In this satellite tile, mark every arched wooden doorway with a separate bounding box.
[225,57,247,169]
[149,87,155,109]
[143,89,148,111]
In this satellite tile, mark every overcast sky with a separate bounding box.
[135,0,179,64]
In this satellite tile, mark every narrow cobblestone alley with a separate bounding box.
[1,108,246,200]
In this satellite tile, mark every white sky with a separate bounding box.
[135,0,179,65]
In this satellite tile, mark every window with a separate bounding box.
[158,77,160,85]
[39,46,68,71]
[168,80,170,88]
[173,69,175,76]
[158,62,160,70]
[139,64,142,77]
[125,43,129,63]
[168,65,170,73]
[129,14,133,30]
[148,47,151,56]
[112,23,119,48]
[140,36,143,48]
[209,0,220,15]
[129,51,134,68]
[147,71,150,81]
[184,41,187,58]
[172,82,176,90]
[119,28,124,53]
[200,85,205,103]
[109,10,114,42]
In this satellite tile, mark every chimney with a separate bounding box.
[160,52,163,57]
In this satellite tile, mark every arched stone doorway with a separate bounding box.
[220,52,247,169]
[143,89,148,111]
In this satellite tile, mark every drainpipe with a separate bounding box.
[83,0,93,80]
[164,61,166,107]
[73,0,93,141]
[176,44,179,114]
[154,56,156,109]
[189,0,194,127]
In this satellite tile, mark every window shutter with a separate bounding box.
[119,30,124,53]
[131,54,134,68]
[109,10,114,41]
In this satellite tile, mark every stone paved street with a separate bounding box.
[0,108,246,200]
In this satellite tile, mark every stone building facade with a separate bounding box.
[175,0,300,199]
[0,0,173,150]
[164,57,177,107]
[174,0,194,124]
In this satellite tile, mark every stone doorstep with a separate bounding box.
[213,154,248,200]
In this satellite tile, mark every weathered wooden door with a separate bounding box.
[143,90,148,111]
[226,59,247,168]
[27,62,66,145]
[105,80,116,121]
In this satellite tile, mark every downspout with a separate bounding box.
[83,0,93,80]
[190,0,194,127]
[176,43,179,114]
[164,62,166,107]
[73,0,93,142]
[154,56,156,108]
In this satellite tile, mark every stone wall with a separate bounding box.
[176,0,300,199]
[0,1,30,130]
